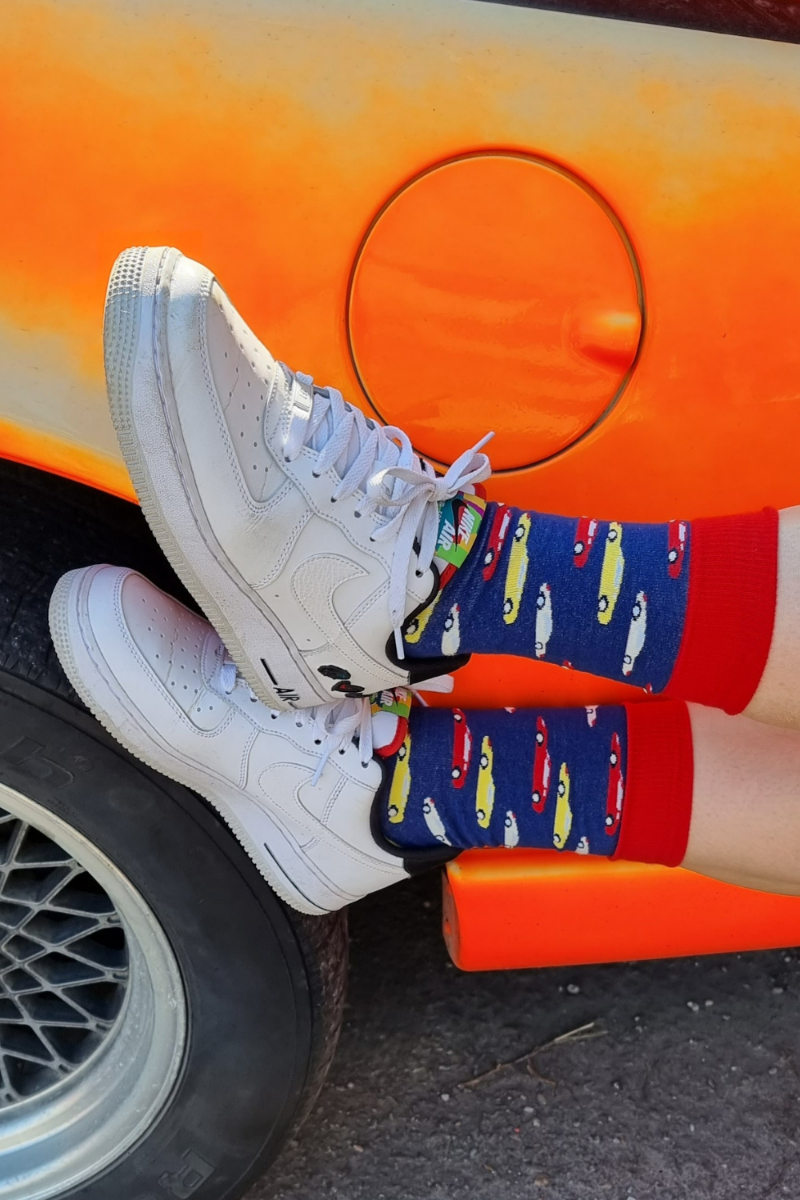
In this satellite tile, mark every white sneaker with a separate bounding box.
[104,246,491,710]
[49,565,413,914]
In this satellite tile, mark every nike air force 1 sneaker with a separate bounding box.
[49,566,411,914]
[104,246,491,710]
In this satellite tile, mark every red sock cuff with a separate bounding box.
[664,508,778,715]
[613,700,694,867]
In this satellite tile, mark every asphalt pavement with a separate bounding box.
[249,872,800,1200]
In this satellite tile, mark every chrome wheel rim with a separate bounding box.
[0,782,186,1199]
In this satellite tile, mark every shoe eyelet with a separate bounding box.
[415,569,423,577]
[312,471,320,478]
[314,738,322,745]
[354,510,362,518]
[270,711,278,720]
[330,496,338,504]
[338,748,346,755]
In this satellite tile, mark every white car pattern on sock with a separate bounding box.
[504,811,520,849]
[442,603,461,656]
[422,798,451,846]
[622,590,648,676]
[535,583,553,658]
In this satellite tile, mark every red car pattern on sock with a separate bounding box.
[532,715,552,813]
[605,731,625,835]
[483,504,512,581]
[668,520,687,579]
[451,708,472,788]
[573,517,599,568]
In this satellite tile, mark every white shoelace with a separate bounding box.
[281,368,493,658]
[212,651,451,785]
[212,651,373,783]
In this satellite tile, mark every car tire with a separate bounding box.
[0,461,348,1200]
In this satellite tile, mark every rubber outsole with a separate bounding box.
[48,568,332,916]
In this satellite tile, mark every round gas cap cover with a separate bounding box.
[348,153,643,471]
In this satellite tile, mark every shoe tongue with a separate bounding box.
[279,363,363,478]
[432,491,487,576]
[285,369,405,498]
[370,688,412,757]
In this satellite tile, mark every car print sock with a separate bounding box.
[403,502,778,715]
[376,698,693,865]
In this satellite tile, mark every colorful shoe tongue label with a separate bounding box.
[436,493,487,570]
[371,688,412,759]
[371,688,413,720]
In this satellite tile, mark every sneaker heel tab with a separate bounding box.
[384,626,472,683]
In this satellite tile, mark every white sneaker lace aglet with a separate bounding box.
[311,745,331,787]
[394,626,405,661]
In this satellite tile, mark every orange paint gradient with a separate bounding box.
[4,0,800,969]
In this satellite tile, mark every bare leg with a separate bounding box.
[683,703,800,893]
[745,506,800,729]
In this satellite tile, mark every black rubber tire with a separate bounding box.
[0,459,348,1199]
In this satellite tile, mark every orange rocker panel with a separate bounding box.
[3,0,800,969]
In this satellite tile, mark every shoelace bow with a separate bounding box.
[213,653,451,786]
[282,368,493,658]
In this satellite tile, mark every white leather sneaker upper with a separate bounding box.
[156,250,491,705]
[49,565,409,914]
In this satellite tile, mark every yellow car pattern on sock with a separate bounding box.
[553,762,573,849]
[503,512,531,625]
[404,588,443,644]
[597,522,625,625]
[476,735,496,829]
[387,734,412,823]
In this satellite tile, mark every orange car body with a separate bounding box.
[4,0,800,968]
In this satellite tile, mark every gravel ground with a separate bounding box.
[248,872,800,1200]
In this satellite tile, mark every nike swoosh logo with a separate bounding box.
[258,762,324,847]
[290,554,368,646]
[258,763,369,856]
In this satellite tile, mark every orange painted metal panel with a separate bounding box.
[444,850,800,971]
[0,418,134,501]
[3,0,800,969]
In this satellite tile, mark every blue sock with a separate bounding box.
[405,503,690,693]
[379,704,627,855]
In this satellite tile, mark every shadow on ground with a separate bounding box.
[248,872,800,1200]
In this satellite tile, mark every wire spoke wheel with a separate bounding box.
[0,782,186,1200]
